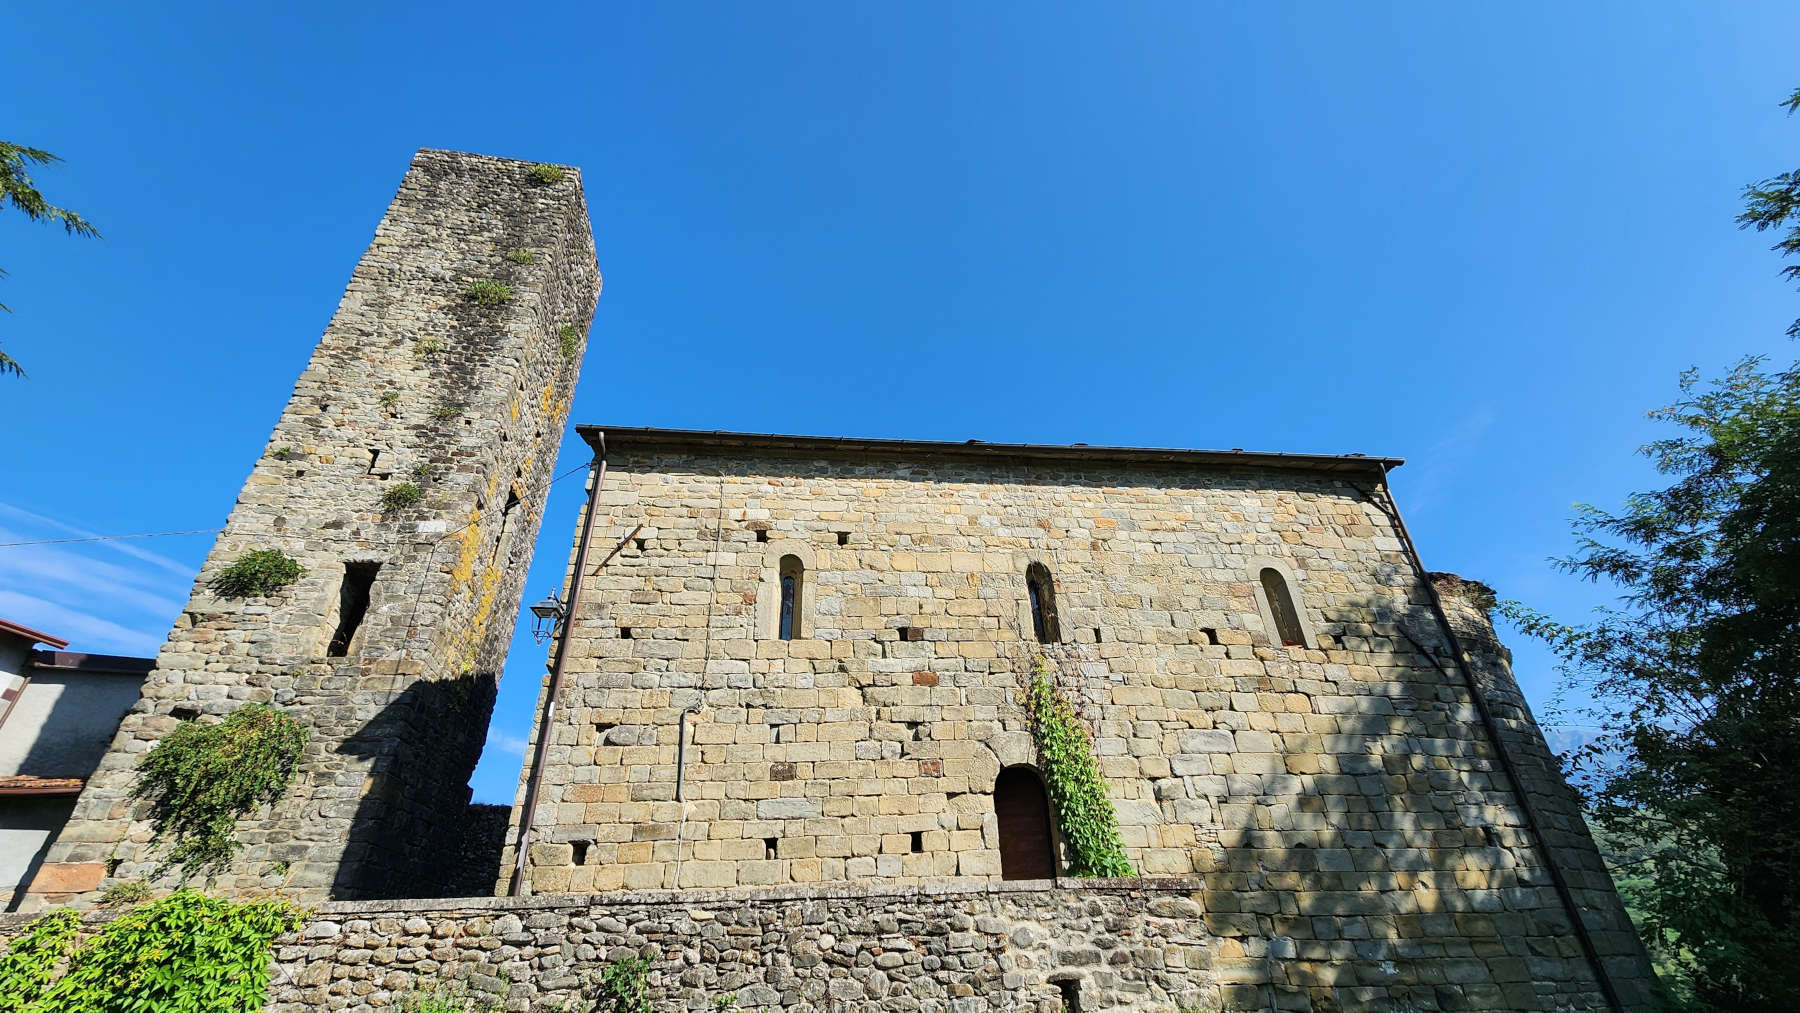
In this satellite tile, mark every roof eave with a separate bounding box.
[575,425,1401,475]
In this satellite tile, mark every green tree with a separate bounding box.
[1503,90,1800,1013]
[1,141,101,378]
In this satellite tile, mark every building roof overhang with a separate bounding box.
[0,619,69,650]
[575,426,1402,476]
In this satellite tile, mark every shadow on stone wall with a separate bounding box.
[332,671,498,900]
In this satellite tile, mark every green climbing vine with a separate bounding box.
[0,891,302,1013]
[1025,657,1134,878]
[131,703,308,877]
[0,909,80,1011]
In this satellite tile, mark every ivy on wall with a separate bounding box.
[1026,658,1134,878]
[0,891,301,1013]
[131,704,308,878]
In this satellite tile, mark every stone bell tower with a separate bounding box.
[26,149,601,907]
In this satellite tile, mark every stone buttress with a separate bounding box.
[24,149,601,907]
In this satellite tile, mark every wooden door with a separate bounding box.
[995,767,1056,880]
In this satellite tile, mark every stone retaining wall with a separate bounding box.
[265,880,1216,1013]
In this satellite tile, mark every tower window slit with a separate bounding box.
[328,562,381,657]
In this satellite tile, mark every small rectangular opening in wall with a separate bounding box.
[619,627,634,640]
[1199,628,1218,646]
[491,489,521,564]
[1093,627,1104,643]
[910,831,924,853]
[1054,979,1082,1013]
[366,449,381,474]
[170,706,200,723]
[897,626,922,642]
[765,837,778,859]
[572,840,591,866]
[634,538,646,553]
[754,528,768,543]
[327,561,381,657]
[836,532,849,546]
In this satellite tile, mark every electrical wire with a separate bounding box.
[0,529,222,548]
[0,462,591,552]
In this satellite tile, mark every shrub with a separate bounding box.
[380,482,424,512]
[504,249,535,265]
[211,549,304,598]
[463,280,514,306]
[559,324,581,361]
[6,891,302,1013]
[598,955,651,1013]
[432,405,458,421]
[418,337,445,355]
[1026,658,1133,877]
[0,908,81,1010]
[271,445,295,461]
[527,163,565,184]
[131,704,308,877]
[379,391,401,409]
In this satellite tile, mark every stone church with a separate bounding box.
[6,150,1658,1012]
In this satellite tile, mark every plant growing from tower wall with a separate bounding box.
[211,549,304,598]
[130,703,308,878]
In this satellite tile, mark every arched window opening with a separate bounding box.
[1025,563,1060,644]
[994,766,1056,880]
[778,554,804,641]
[1260,567,1305,647]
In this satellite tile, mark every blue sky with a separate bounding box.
[4,3,1796,803]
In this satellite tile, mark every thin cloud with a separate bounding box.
[1404,404,1499,518]
[0,590,165,656]
[0,501,201,577]
[484,729,531,756]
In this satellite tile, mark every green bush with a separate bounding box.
[504,249,535,265]
[380,482,424,512]
[527,163,565,184]
[597,955,651,1013]
[0,908,80,1011]
[559,324,581,361]
[379,391,401,409]
[211,549,304,598]
[463,280,513,306]
[418,337,445,355]
[1026,658,1133,877]
[0,891,302,1013]
[431,405,458,421]
[131,704,308,877]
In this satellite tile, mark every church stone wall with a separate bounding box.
[25,149,601,907]
[501,435,1657,1010]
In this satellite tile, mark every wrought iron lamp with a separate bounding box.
[527,591,566,644]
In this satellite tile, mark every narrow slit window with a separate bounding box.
[1026,562,1060,644]
[328,562,381,657]
[778,554,804,641]
[1260,567,1305,647]
[491,489,520,565]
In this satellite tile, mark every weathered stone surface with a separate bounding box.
[496,433,1657,1010]
[25,149,601,908]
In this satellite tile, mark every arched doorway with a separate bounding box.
[994,766,1056,880]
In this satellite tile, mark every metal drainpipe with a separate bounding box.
[509,437,605,896]
[1364,467,1625,1013]
[675,699,703,802]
